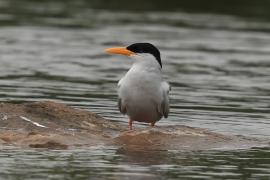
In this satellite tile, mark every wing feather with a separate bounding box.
[117,78,127,114]
[118,98,127,114]
[159,81,170,118]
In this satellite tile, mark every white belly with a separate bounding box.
[118,69,163,123]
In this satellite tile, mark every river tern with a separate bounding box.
[105,43,170,130]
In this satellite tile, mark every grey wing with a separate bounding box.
[159,81,170,118]
[118,98,127,114]
[117,78,127,114]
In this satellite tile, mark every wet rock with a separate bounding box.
[0,101,265,150]
[114,126,259,151]
[0,101,120,149]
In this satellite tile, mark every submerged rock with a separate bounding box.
[0,101,264,150]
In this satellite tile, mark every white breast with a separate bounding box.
[117,54,168,123]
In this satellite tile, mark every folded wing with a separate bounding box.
[158,81,170,118]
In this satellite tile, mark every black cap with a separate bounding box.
[126,43,162,68]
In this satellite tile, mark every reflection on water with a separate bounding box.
[0,0,270,179]
[0,146,269,180]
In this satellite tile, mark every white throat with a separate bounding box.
[131,54,161,70]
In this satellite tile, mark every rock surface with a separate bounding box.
[0,101,264,150]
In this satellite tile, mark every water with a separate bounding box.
[0,1,270,179]
[0,146,269,180]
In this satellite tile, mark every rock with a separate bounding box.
[0,101,119,149]
[114,126,259,151]
[0,101,265,150]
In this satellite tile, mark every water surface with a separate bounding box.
[0,1,270,179]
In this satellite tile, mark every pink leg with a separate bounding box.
[129,119,133,130]
[151,122,155,127]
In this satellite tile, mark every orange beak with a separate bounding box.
[105,47,135,56]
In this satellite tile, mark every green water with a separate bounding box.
[0,0,270,179]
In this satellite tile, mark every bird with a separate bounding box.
[105,43,170,130]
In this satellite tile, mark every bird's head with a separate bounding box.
[105,43,162,68]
